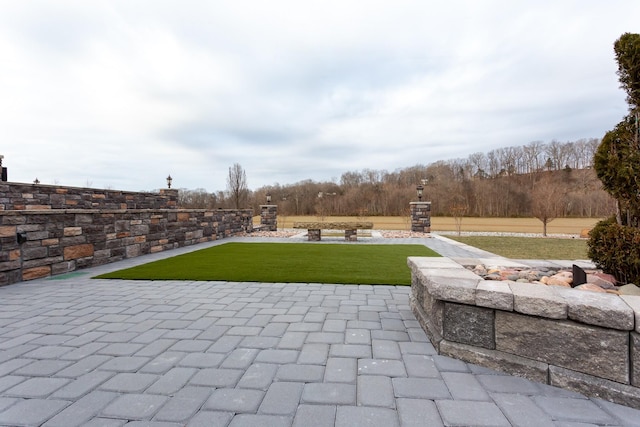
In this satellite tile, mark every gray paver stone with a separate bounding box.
[153,388,210,422]
[178,352,225,368]
[329,344,371,359]
[187,411,234,427]
[255,349,299,364]
[403,354,440,378]
[220,348,260,369]
[100,372,159,393]
[301,383,356,405]
[396,399,444,427]
[357,375,395,408]
[324,358,357,383]
[43,390,119,427]
[436,400,511,427]
[99,356,150,373]
[203,388,265,413]
[55,355,112,378]
[52,370,114,400]
[101,393,168,420]
[236,363,279,390]
[491,393,555,427]
[259,382,304,415]
[297,343,329,365]
[372,340,401,359]
[227,414,292,427]
[292,404,337,427]
[532,396,617,424]
[145,367,196,395]
[393,377,451,399]
[276,364,325,382]
[358,359,407,377]
[441,372,491,401]
[189,368,244,388]
[5,377,70,398]
[0,398,70,426]
[335,406,399,427]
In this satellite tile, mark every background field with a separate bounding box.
[258,216,602,235]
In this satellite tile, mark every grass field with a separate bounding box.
[446,235,589,259]
[258,215,602,235]
[95,243,439,285]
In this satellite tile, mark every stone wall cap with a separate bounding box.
[426,277,479,305]
[509,281,568,319]
[476,280,514,311]
[620,295,640,333]
[407,257,461,269]
[551,287,634,330]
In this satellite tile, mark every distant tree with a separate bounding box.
[227,163,248,209]
[531,174,565,236]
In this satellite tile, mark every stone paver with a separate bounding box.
[0,236,639,426]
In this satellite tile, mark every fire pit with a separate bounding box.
[408,256,640,409]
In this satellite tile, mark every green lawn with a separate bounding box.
[94,243,439,285]
[447,236,588,259]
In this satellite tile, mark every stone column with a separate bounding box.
[410,201,431,232]
[260,205,278,231]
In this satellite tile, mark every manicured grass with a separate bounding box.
[446,236,588,259]
[94,243,439,285]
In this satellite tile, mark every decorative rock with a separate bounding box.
[551,271,573,285]
[575,283,606,293]
[546,278,571,287]
[587,274,616,290]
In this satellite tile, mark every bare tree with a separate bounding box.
[226,163,248,209]
[531,174,565,236]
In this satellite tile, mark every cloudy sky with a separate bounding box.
[1,1,638,192]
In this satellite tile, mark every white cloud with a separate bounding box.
[0,0,637,191]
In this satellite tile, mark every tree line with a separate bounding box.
[177,138,614,219]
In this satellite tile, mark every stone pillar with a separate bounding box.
[308,229,321,241]
[260,205,278,231]
[410,201,431,232]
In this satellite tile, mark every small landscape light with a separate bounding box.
[266,193,272,203]
[416,185,424,201]
[166,174,173,188]
[34,178,40,184]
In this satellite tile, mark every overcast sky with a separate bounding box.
[1,1,638,192]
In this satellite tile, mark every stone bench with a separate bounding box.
[293,221,373,241]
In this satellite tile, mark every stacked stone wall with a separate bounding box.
[0,182,252,285]
[0,209,252,286]
[0,182,178,210]
[408,256,640,409]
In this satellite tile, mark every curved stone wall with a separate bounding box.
[408,257,640,409]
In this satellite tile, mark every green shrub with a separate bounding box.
[587,216,640,284]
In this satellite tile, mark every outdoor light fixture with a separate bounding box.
[166,174,173,188]
[416,185,424,201]
[266,194,272,203]
[34,178,40,185]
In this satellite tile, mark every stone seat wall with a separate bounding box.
[408,256,640,409]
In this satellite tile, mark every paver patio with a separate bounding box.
[0,234,639,426]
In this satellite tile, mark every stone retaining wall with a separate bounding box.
[0,208,253,286]
[408,256,640,409]
[0,182,178,210]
